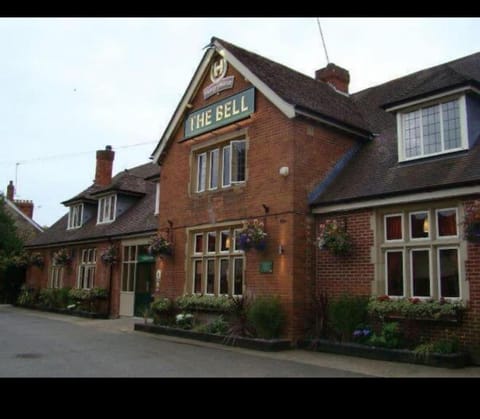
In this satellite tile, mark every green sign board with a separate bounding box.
[138,254,155,263]
[259,261,273,274]
[184,87,255,139]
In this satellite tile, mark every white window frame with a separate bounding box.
[209,148,219,190]
[205,258,215,295]
[435,207,459,239]
[193,233,204,255]
[218,258,229,296]
[233,229,243,253]
[77,248,97,289]
[192,259,203,295]
[154,182,160,215]
[230,139,246,184]
[397,95,468,162]
[97,194,117,224]
[385,250,405,298]
[384,213,404,243]
[409,211,430,241]
[222,145,231,188]
[437,246,461,300]
[196,152,207,193]
[67,204,84,230]
[206,231,216,255]
[50,264,63,289]
[232,257,244,297]
[219,230,230,254]
[121,245,137,292]
[409,248,432,299]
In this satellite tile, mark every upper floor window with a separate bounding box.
[97,194,117,224]
[67,204,83,230]
[195,138,246,193]
[397,96,467,161]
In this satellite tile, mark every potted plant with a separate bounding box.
[464,200,480,243]
[317,219,352,256]
[148,235,173,257]
[238,219,267,251]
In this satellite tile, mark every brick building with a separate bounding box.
[151,37,480,360]
[26,146,160,317]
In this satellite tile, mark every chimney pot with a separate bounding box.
[95,145,115,186]
[6,180,14,201]
[315,63,350,94]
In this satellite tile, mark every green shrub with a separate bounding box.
[328,294,369,341]
[368,322,402,349]
[247,295,285,339]
[205,315,229,335]
[17,285,38,306]
[151,297,176,325]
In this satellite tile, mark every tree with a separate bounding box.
[0,195,26,303]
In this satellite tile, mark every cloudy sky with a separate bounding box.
[1,17,479,227]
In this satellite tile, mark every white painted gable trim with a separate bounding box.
[151,40,296,164]
[4,198,43,232]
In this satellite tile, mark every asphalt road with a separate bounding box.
[0,306,367,377]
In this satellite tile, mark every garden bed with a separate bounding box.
[14,304,109,319]
[299,338,470,369]
[135,323,292,351]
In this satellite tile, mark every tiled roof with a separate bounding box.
[213,37,371,134]
[310,51,480,206]
[28,162,159,247]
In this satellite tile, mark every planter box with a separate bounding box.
[299,339,470,369]
[135,323,291,351]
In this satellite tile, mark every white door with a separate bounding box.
[119,246,137,316]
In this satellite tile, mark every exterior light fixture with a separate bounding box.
[279,166,289,177]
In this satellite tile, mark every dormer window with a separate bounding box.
[397,96,468,161]
[97,194,117,224]
[67,204,83,230]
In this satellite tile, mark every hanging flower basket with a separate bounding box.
[53,248,72,266]
[465,221,480,243]
[317,219,352,256]
[238,219,267,252]
[30,252,45,268]
[100,245,118,265]
[148,235,173,258]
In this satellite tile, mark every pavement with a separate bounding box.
[3,305,480,377]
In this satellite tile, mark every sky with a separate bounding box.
[1,17,480,227]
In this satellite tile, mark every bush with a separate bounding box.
[176,294,233,312]
[247,295,285,339]
[328,294,369,342]
[151,297,177,325]
[368,322,402,349]
[17,285,38,306]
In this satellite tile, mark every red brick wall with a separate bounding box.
[315,200,480,363]
[315,210,374,299]
[156,53,360,340]
[26,240,121,317]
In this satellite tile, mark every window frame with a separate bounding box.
[67,203,84,230]
[409,211,430,241]
[97,194,117,224]
[436,207,458,239]
[154,182,160,215]
[409,248,432,299]
[437,246,461,300]
[397,95,468,162]
[77,248,97,289]
[384,213,404,243]
[196,152,207,193]
[385,249,405,298]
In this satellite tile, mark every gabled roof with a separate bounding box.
[310,51,480,208]
[3,198,43,233]
[151,37,372,163]
[27,162,159,248]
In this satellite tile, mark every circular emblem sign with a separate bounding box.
[210,57,228,83]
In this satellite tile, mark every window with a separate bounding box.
[398,97,467,161]
[190,225,244,296]
[381,206,461,299]
[67,204,83,229]
[77,248,97,289]
[121,246,137,292]
[195,138,246,193]
[97,194,117,224]
[154,182,160,215]
[49,262,63,289]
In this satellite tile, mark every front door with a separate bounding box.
[119,245,137,316]
[134,254,155,317]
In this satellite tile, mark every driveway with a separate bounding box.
[0,305,366,377]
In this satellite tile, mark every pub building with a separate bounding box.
[152,37,480,361]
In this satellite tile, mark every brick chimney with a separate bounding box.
[94,145,115,186]
[315,63,350,94]
[6,180,14,201]
[14,200,34,219]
